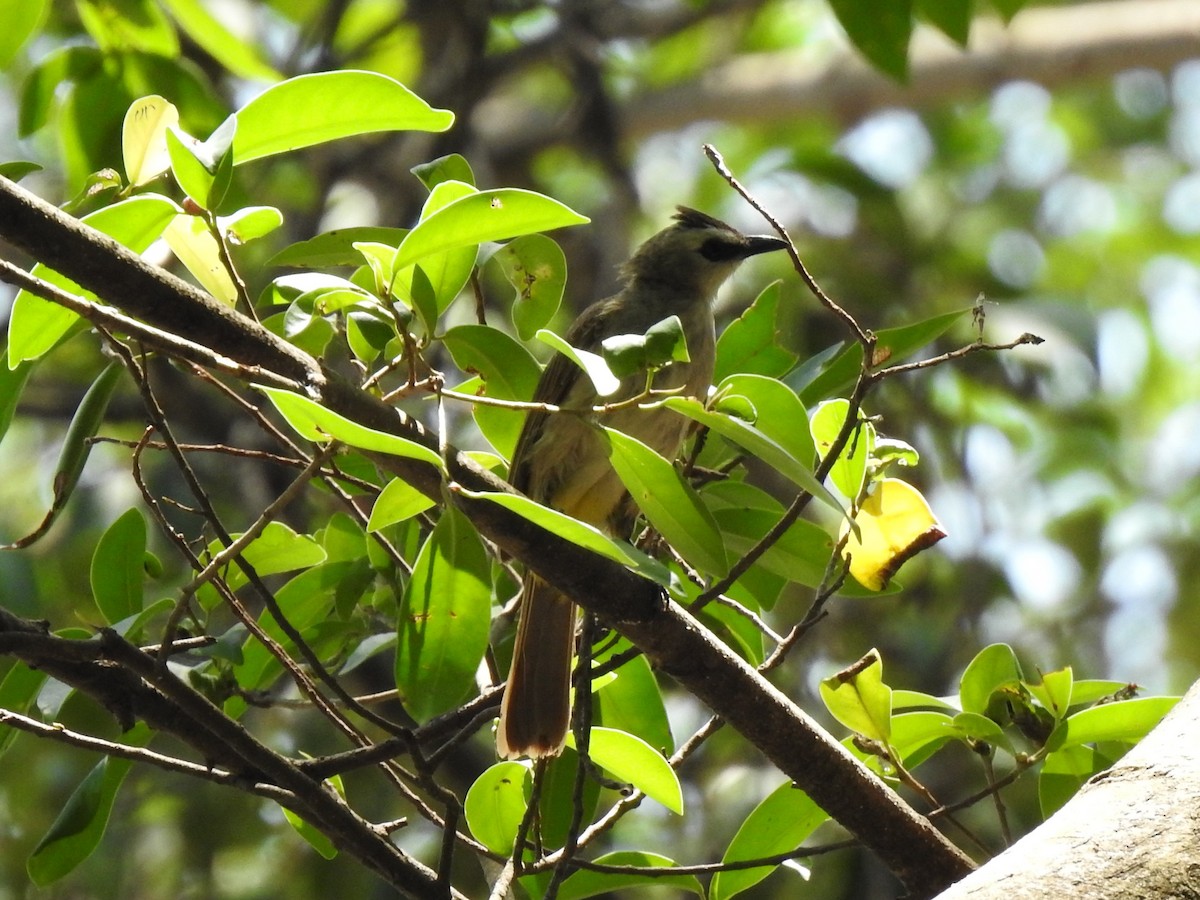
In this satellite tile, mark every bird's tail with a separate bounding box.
[497,575,576,759]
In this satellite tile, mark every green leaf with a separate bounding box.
[0,663,48,758]
[1068,680,1135,707]
[19,45,102,137]
[396,507,491,720]
[283,772,343,859]
[797,308,969,405]
[892,690,958,712]
[714,281,797,382]
[537,328,621,397]
[809,398,874,500]
[1039,745,1107,818]
[393,189,589,272]
[257,385,445,472]
[122,94,178,186]
[0,0,48,67]
[557,851,704,899]
[495,234,567,341]
[269,227,409,268]
[828,0,913,81]
[368,478,436,531]
[0,161,42,181]
[820,650,892,743]
[959,643,1023,715]
[159,0,280,81]
[53,362,124,508]
[232,71,453,165]
[464,762,530,854]
[566,727,683,814]
[889,711,959,767]
[702,480,833,593]
[221,206,283,244]
[234,562,352,691]
[166,126,213,205]
[663,394,843,515]
[711,781,827,900]
[0,346,33,445]
[9,195,180,365]
[952,711,1014,754]
[28,741,142,885]
[223,521,327,590]
[1028,667,1074,721]
[604,427,728,575]
[443,325,542,458]
[457,489,669,583]
[989,0,1028,23]
[90,508,146,624]
[78,0,178,55]
[601,315,690,379]
[1047,696,1179,752]
[594,641,674,753]
[411,153,475,190]
[916,0,972,46]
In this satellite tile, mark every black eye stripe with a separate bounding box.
[699,237,746,262]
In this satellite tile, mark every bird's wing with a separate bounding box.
[508,299,613,494]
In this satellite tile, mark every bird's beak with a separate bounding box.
[742,235,789,258]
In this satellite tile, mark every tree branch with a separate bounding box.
[0,174,973,897]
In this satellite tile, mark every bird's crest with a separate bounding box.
[673,206,737,233]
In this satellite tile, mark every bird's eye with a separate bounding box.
[699,237,745,262]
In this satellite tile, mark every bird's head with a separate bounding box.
[621,206,788,300]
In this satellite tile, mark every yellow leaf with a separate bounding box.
[841,478,946,591]
[122,96,179,187]
[163,215,237,304]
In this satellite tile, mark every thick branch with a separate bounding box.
[0,175,973,896]
[936,680,1200,899]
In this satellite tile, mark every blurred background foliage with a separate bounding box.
[1,0,1198,897]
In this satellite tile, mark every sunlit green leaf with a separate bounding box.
[232,71,453,165]
[443,325,542,458]
[411,153,475,190]
[159,0,279,81]
[711,781,827,900]
[959,643,1023,715]
[464,761,530,854]
[368,478,436,531]
[566,727,682,814]
[0,0,48,67]
[269,227,408,268]
[393,189,588,272]
[820,650,892,743]
[257,385,445,472]
[809,398,873,500]
[1047,696,1179,752]
[537,328,621,397]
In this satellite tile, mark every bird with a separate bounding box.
[497,206,787,759]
